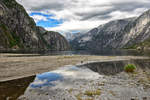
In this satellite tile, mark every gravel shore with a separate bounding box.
[0,53,149,82]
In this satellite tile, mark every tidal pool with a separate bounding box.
[0,59,150,100]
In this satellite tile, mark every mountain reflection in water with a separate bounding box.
[0,76,35,100]
[1,49,150,57]
[0,59,150,100]
[79,59,150,75]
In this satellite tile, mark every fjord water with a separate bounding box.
[0,76,35,100]
[0,58,150,100]
[0,50,150,100]
[0,49,150,56]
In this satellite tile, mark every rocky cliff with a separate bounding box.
[120,10,150,48]
[71,17,136,50]
[71,9,150,50]
[37,27,70,50]
[0,0,70,51]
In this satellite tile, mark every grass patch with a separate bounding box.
[109,90,116,96]
[124,64,136,73]
[84,89,101,97]
[75,93,82,100]
[86,99,93,100]
[68,88,73,93]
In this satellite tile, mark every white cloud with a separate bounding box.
[16,0,150,33]
[31,15,47,22]
[45,20,108,33]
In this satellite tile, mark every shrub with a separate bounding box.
[84,89,101,97]
[124,64,136,72]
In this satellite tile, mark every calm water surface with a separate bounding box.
[0,50,150,100]
[1,49,150,56]
[0,59,150,100]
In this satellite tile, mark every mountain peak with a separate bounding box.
[70,9,150,50]
[0,0,70,50]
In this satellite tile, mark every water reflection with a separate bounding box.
[20,59,150,100]
[29,66,100,89]
[79,61,126,75]
[79,59,150,75]
[0,76,35,100]
[0,49,150,56]
[17,66,101,100]
[30,72,63,88]
[0,59,150,100]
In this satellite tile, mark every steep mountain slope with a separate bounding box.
[37,27,70,50]
[0,0,70,51]
[63,32,83,41]
[63,33,74,41]
[120,10,150,48]
[71,9,150,50]
[105,9,150,49]
[71,17,136,50]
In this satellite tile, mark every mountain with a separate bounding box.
[62,33,74,41]
[0,0,70,51]
[70,17,136,50]
[63,32,83,41]
[119,10,150,49]
[71,9,150,50]
[37,27,70,50]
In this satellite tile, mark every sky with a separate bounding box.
[16,0,150,33]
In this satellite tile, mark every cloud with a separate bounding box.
[16,0,150,33]
[31,15,47,22]
[45,20,107,33]
[29,12,63,27]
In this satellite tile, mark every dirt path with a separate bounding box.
[0,53,149,82]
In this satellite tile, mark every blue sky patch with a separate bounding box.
[30,12,63,28]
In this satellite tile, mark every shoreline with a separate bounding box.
[0,53,149,82]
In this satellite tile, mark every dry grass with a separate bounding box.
[109,90,116,96]
[68,88,73,93]
[76,93,82,100]
[84,89,101,97]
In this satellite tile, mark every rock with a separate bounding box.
[143,46,150,51]
[143,97,147,100]
[40,30,70,51]
[0,4,4,16]
[131,97,138,100]
[136,47,142,51]
[71,9,150,50]
[0,0,70,51]
[71,17,136,50]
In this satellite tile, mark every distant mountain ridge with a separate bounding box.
[63,32,83,41]
[70,9,150,50]
[0,0,70,51]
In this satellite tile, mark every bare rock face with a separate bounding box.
[37,27,70,51]
[43,32,70,51]
[0,4,4,16]
[71,18,136,50]
[71,9,150,50]
[121,10,150,47]
[0,0,39,49]
[0,0,70,51]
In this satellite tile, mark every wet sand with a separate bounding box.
[0,53,149,82]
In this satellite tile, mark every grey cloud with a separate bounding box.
[75,8,114,20]
[74,1,150,21]
[29,2,65,11]
[112,2,150,12]
[16,0,150,32]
